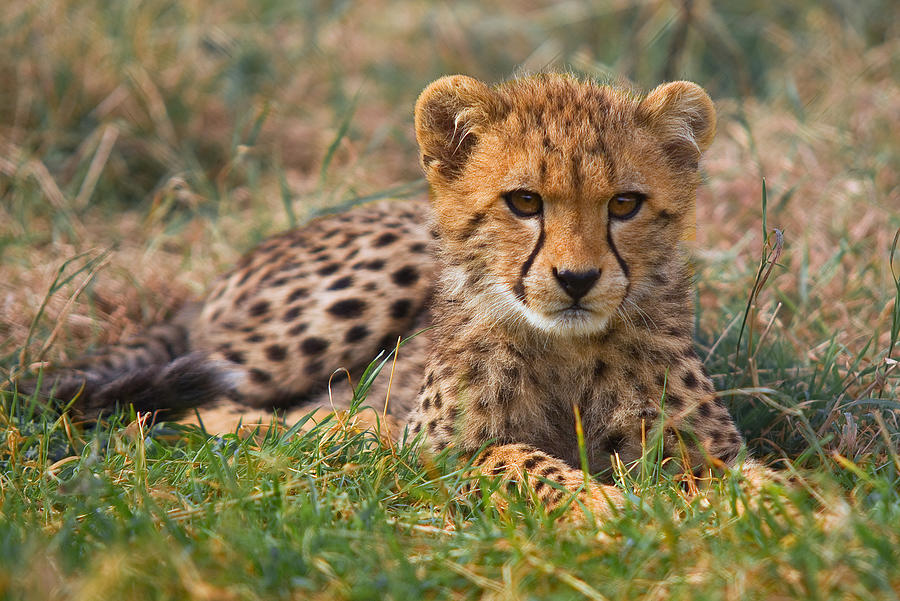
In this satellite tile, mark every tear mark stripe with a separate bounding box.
[513,219,545,302]
[606,220,629,279]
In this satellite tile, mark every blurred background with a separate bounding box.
[1,1,898,457]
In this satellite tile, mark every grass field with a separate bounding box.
[1,1,899,599]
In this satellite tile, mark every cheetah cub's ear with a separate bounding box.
[414,75,505,181]
[637,81,717,171]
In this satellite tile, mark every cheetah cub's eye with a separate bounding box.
[608,192,646,220]
[503,190,543,218]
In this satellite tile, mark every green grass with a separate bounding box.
[2,1,899,599]
[1,386,899,600]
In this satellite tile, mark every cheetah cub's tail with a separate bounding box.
[17,318,239,422]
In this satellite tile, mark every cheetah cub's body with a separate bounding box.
[33,74,747,518]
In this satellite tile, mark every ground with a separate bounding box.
[0,1,899,599]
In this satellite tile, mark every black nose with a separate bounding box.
[553,268,600,301]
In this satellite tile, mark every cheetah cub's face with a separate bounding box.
[415,74,715,336]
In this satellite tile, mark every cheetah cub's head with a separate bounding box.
[415,74,715,337]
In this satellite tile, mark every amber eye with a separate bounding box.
[608,192,645,220]
[504,189,543,218]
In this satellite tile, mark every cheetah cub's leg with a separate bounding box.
[472,444,624,520]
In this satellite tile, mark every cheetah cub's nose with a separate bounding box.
[552,268,600,301]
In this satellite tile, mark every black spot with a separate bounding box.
[327,299,367,319]
[304,360,324,376]
[287,288,309,302]
[468,363,486,385]
[265,345,287,362]
[540,465,561,479]
[373,232,399,247]
[283,307,302,322]
[698,402,711,418]
[390,298,413,319]
[433,391,443,409]
[317,263,340,276]
[249,301,270,317]
[271,277,289,287]
[258,268,276,283]
[601,432,625,454]
[524,455,544,470]
[651,272,669,285]
[246,334,265,343]
[378,333,400,351]
[249,369,272,384]
[426,372,435,387]
[594,360,608,379]
[300,337,329,356]
[237,270,253,287]
[409,242,428,253]
[233,290,249,308]
[422,397,431,410]
[353,259,385,271]
[344,325,370,343]
[682,371,699,390]
[666,393,684,408]
[224,350,245,364]
[327,275,354,291]
[288,322,308,336]
[391,266,420,287]
[427,421,437,435]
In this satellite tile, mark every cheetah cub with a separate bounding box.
[24,74,749,520]
[404,74,743,518]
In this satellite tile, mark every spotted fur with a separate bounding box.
[405,74,741,517]
[25,74,751,520]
